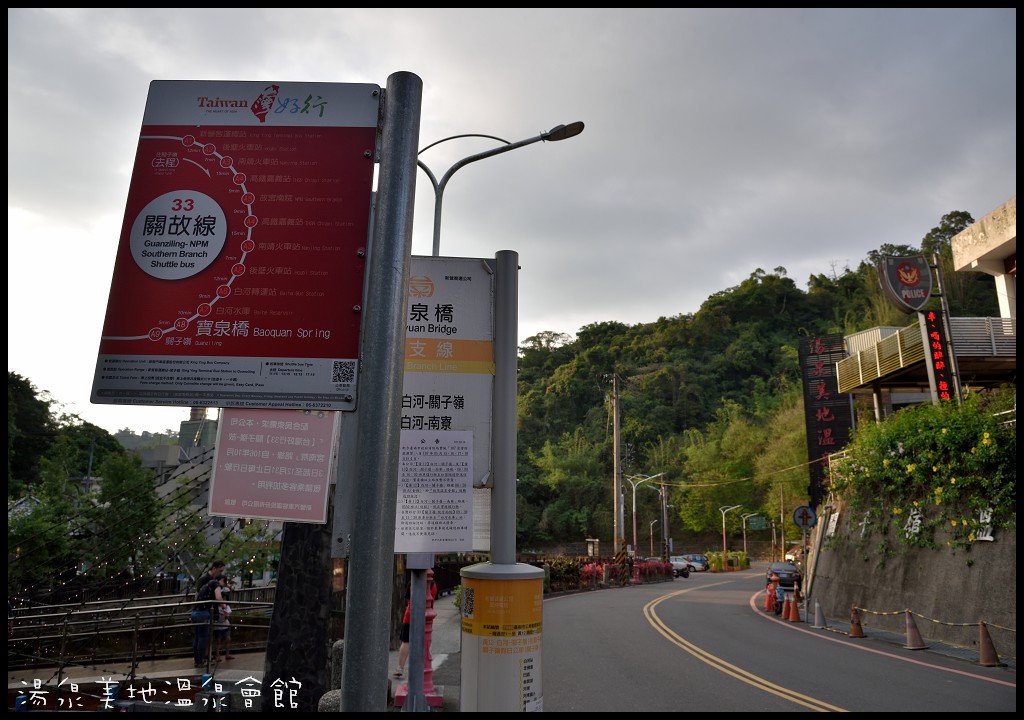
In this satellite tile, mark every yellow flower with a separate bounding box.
[934,486,943,495]
[883,459,890,468]
[971,447,977,454]
[950,478,956,485]
[968,533,976,542]
[893,507,903,514]
[941,428,948,434]
[913,500,919,507]
[935,498,942,505]
[951,520,958,527]
[906,463,917,474]
[932,466,939,473]
[982,436,992,446]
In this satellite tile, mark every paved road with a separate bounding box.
[540,567,1015,712]
[9,569,1014,712]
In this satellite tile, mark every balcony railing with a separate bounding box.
[836,316,1016,393]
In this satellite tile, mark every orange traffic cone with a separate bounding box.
[787,594,802,622]
[849,604,866,638]
[903,610,927,650]
[978,621,1002,667]
[781,593,791,620]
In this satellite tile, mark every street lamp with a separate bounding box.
[649,519,658,558]
[416,122,585,256]
[625,473,664,562]
[720,505,741,572]
[741,513,759,557]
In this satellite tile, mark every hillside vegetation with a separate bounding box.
[9,211,1012,588]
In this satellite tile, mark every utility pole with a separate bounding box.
[612,375,623,555]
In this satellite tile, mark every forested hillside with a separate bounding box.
[512,211,1001,550]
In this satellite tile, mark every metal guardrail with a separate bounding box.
[8,590,275,672]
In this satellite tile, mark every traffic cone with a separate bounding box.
[812,600,827,629]
[787,593,801,622]
[781,593,791,620]
[978,621,1002,667]
[903,610,927,650]
[849,605,866,638]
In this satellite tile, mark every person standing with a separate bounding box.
[211,580,235,661]
[191,561,225,667]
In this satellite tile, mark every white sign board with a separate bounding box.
[394,430,474,552]
[401,256,494,486]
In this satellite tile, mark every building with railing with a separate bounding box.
[835,196,1015,417]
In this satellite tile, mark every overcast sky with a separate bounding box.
[7,8,1016,436]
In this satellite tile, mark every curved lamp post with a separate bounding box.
[741,513,759,557]
[625,473,664,567]
[416,122,585,256]
[720,505,741,572]
[649,519,658,558]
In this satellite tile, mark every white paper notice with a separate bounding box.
[395,429,474,553]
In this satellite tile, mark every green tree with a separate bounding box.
[8,371,57,496]
[83,452,161,579]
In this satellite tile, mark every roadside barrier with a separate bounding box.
[842,606,1014,666]
[786,593,801,623]
[812,601,827,629]
[903,610,927,650]
[978,621,1002,667]
[849,605,866,638]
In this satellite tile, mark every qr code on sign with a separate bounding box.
[461,587,474,619]
[331,360,356,384]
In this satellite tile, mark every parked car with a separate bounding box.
[766,561,802,589]
[669,556,694,578]
[681,553,709,571]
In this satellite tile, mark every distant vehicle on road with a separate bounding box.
[766,561,802,589]
[669,556,694,578]
[680,553,709,571]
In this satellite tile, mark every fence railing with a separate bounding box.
[8,589,274,672]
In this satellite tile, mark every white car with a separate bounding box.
[680,553,709,572]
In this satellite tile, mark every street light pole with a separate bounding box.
[741,513,759,557]
[720,505,741,572]
[416,122,585,256]
[649,520,658,558]
[625,473,664,561]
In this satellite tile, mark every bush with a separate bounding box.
[828,386,1015,551]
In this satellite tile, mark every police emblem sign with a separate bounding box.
[878,255,933,313]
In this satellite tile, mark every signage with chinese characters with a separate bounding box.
[209,407,339,523]
[92,80,379,412]
[798,334,854,509]
[918,308,956,402]
[395,430,474,553]
[402,256,494,487]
